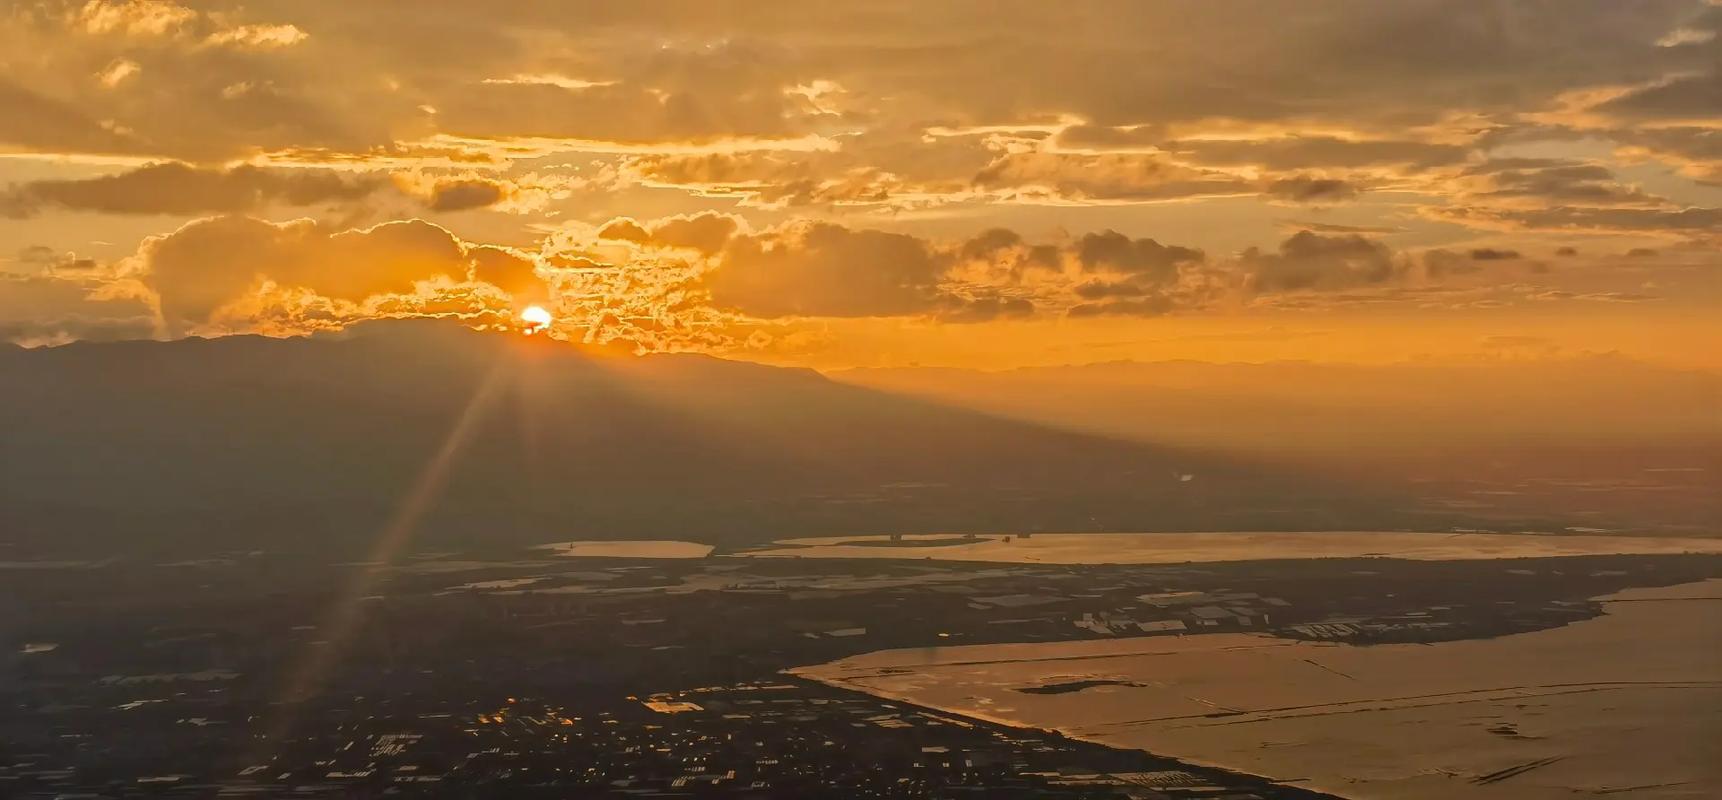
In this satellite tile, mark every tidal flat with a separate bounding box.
[795,579,1722,800]
[745,531,1722,565]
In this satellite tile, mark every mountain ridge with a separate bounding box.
[0,322,1442,558]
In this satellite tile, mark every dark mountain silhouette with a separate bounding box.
[0,322,1423,558]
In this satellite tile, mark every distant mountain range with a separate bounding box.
[836,358,1722,535]
[836,357,1722,452]
[0,322,1434,558]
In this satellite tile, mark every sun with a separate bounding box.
[519,305,553,335]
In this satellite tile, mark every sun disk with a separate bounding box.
[520,305,553,334]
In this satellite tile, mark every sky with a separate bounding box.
[2,0,1718,369]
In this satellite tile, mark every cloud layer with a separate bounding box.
[0,0,1716,361]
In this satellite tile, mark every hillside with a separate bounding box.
[0,323,1424,558]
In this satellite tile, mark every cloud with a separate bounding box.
[596,218,651,244]
[0,79,137,153]
[1241,231,1407,293]
[0,163,388,217]
[469,246,548,301]
[1265,176,1361,204]
[0,164,574,219]
[394,171,581,214]
[624,152,812,187]
[0,269,156,346]
[1435,205,1722,239]
[599,212,741,255]
[1455,159,1664,207]
[1067,295,1178,318]
[1072,230,1205,281]
[1420,247,1521,277]
[0,0,1706,173]
[73,0,197,37]
[1279,220,1407,235]
[639,213,741,254]
[201,23,309,50]
[421,178,505,212]
[934,293,1035,324]
[96,58,141,88]
[128,215,547,333]
[431,41,816,149]
[1170,136,1470,172]
[1074,280,1155,300]
[706,221,950,318]
[680,219,1224,321]
[3,0,1718,351]
[1614,126,1722,185]
[1427,157,1722,242]
[1596,73,1722,121]
[973,151,1252,203]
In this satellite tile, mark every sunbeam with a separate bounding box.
[236,362,510,772]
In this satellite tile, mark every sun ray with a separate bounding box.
[235,362,510,772]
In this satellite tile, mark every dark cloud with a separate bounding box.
[1597,73,1722,120]
[958,228,1024,261]
[1172,136,1469,171]
[973,152,1252,203]
[1242,231,1405,292]
[1074,280,1154,300]
[15,245,98,273]
[1436,205,1722,238]
[1,0,1709,173]
[1422,249,1475,277]
[1281,221,1407,235]
[599,212,740,255]
[0,315,157,346]
[425,178,507,212]
[1073,230,1204,281]
[597,218,652,244]
[935,293,1035,324]
[1265,176,1361,204]
[626,152,809,186]
[956,229,1061,276]
[1612,127,1722,184]
[0,162,388,218]
[0,79,137,153]
[648,213,742,254]
[1067,295,1177,318]
[1457,159,1663,207]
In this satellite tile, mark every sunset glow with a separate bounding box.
[0,1,1713,370]
[520,305,553,335]
[3,5,1718,796]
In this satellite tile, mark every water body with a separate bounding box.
[533,540,714,559]
[745,531,1722,565]
[795,580,1722,800]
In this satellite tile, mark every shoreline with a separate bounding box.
[784,662,1355,799]
[790,579,1722,800]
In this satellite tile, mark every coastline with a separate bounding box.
[783,662,1355,799]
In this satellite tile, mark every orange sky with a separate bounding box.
[1,0,1718,369]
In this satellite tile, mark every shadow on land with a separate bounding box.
[1,320,1484,559]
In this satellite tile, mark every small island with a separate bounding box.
[1018,679,1145,695]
